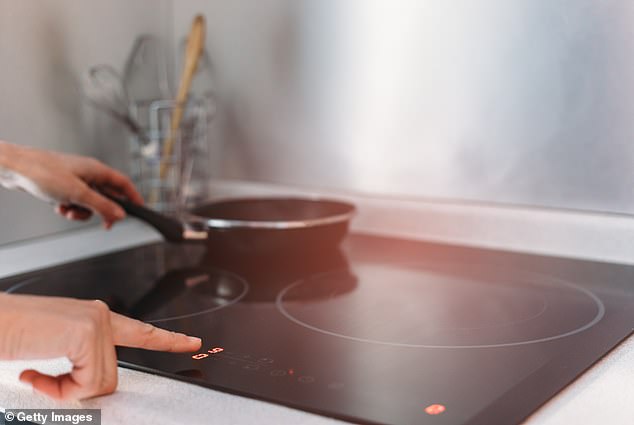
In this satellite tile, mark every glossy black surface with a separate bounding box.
[1,234,633,425]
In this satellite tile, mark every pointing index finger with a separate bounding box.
[110,312,202,352]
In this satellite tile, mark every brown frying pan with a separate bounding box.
[109,196,356,254]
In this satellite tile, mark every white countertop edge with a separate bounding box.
[0,220,162,279]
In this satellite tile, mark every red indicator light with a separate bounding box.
[424,404,446,415]
[288,369,295,375]
[208,347,224,354]
[192,353,209,360]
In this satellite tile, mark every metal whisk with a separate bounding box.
[80,64,153,149]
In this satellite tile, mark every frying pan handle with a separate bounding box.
[105,194,185,242]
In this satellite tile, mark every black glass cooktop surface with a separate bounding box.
[1,234,633,425]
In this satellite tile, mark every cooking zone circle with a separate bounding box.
[7,266,248,323]
[276,263,605,348]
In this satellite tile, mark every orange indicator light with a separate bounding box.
[424,404,446,415]
[208,347,224,354]
[192,353,209,360]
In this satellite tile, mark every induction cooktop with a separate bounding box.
[1,234,633,425]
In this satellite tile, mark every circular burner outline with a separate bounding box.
[275,263,606,349]
[7,269,250,324]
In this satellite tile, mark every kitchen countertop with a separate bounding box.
[1,182,633,424]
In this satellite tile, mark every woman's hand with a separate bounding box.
[0,141,143,229]
[0,293,202,400]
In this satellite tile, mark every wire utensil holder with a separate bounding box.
[128,97,214,215]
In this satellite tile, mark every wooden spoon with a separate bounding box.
[152,14,206,204]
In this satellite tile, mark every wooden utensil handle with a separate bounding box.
[159,14,206,179]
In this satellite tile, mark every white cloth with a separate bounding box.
[0,358,345,425]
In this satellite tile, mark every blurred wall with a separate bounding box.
[0,0,172,245]
[174,0,634,214]
[3,1,634,246]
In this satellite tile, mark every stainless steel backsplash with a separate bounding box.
[2,1,633,246]
[175,0,634,214]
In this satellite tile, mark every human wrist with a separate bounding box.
[0,141,21,172]
[0,141,12,169]
[0,142,26,186]
[0,293,14,359]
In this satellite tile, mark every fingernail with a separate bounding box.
[188,336,202,344]
[115,208,125,219]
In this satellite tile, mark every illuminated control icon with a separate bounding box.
[192,347,225,360]
[424,404,446,415]
[298,376,315,384]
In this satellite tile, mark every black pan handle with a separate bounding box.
[105,194,185,242]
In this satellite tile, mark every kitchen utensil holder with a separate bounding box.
[128,96,214,215]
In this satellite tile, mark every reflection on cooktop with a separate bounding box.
[277,263,605,348]
[208,247,353,302]
[7,266,248,323]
